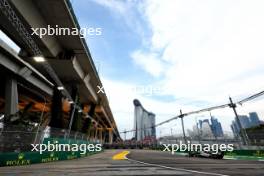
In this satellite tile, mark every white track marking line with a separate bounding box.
[127,158,229,176]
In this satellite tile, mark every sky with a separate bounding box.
[2,0,264,139]
[69,0,264,138]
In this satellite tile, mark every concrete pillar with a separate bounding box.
[108,129,113,144]
[4,76,19,122]
[102,131,106,143]
[99,129,103,143]
[82,103,95,133]
[50,87,63,128]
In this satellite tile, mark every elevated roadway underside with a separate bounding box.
[0,0,120,142]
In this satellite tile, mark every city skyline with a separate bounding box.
[188,116,224,139]
[231,111,262,137]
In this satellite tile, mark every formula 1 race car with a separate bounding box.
[188,150,224,159]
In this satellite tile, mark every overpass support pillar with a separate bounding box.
[99,129,103,143]
[103,131,106,143]
[4,76,19,123]
[82,104,96,134]
[108,129,113,144]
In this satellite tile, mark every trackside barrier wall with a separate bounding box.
[224,150,264,157]
[0,138,102,167]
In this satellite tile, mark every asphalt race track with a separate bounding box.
[0,150,263,176]
[127,150,264,176]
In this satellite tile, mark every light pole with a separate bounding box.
[180,109,187,145]
[195,116,201,144]
[229,97,249,146]
[66,96,77,139]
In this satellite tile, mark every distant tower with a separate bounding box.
[133,99,156,141]
[249,112,260,127]
[200,119,214,138]
[238,115,251,128]
[231,114,254,137]
[210,116,224,137]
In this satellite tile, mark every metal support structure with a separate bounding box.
[0,0,74,103]
[0,0,39,54]
[180,109,187,145]
[229,97,249,146]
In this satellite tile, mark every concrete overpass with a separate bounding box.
[0,0,120,143]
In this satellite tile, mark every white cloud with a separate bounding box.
[91,0,127,14]
[135,0,264,104]
[109,0,264,136]
[131,50,166,77]
[99,0,264,138]
[91,0,146,38]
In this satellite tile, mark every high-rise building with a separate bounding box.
[200,119,214,138]
[210,116,224,137]
[238,115,251,129]
[196,117,224,138]
[230,115,249,136]
[133,99,156,141]
[198,120,203,129]
[249,112,260,127]
[231,112,261,137]
[231,120,240,137]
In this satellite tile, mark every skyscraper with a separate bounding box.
[230,115,249,136]
[231,112,261,137]
[200,119,214,138]
[133,99,156,141]
[198,117,224,138]
[238,115,251,129]
[210,116,224,137]
[249,112,260,127]
[231,120,240,137]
